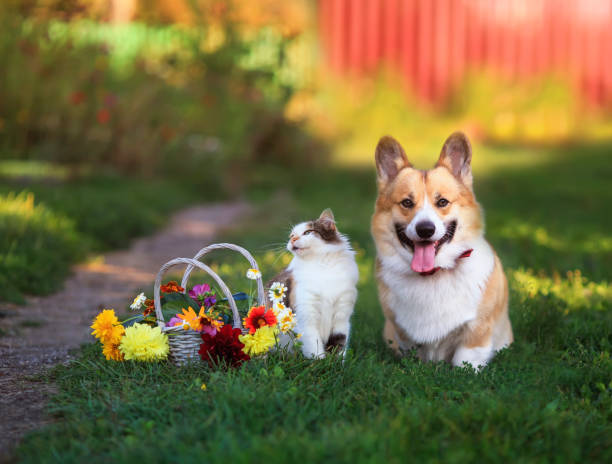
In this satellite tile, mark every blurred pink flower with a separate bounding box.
[104,93,118,108]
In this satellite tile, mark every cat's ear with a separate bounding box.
[319,208,335,223]
[317,208,336,233]
[375,136,411,186]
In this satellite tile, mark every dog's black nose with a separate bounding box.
[415,221,435,239]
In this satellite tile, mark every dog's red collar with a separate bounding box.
[419,249,473,276]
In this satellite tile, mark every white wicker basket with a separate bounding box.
[153,243,266,366]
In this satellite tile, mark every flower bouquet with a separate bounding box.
[90,243,300,367]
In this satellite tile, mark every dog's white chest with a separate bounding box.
[380,241,494,344]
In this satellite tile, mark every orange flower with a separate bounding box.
[160,281,184,294]
[243,305,278,335]
[143,299,155,317]
[102,341,124,361]
[177,307,203,331]
[201,308,224,331]
[91,309,124,344]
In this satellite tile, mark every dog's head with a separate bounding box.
[372,132,483,274]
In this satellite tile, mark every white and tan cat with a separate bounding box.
[268,209,359,358]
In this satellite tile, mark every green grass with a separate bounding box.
[0,191,81,302]
[16,142,612,462]
[0,170,207,302]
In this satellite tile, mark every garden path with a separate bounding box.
[0,202,248,461]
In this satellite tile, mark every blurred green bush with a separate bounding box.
[0,192,82,303]
[0,3,325,191]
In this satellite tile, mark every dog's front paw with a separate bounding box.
[452,344,493,371]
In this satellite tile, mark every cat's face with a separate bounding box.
[287,209,344,258]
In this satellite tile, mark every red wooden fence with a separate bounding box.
[317,0,612,106]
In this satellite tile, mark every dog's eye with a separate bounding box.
[400,198,414,209]
[436,198,449,208]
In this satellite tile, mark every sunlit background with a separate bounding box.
[3,0,612,171]
[1,0,610,298]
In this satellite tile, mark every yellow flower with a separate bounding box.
[91,309,124,344]
[119,324,169,362]
[201,383,207,391]
[239,325,278,356]
[102,341,124,361]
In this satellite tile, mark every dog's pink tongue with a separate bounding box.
[411,242,436,273]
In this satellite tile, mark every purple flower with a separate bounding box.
[203,294,217,308]
[189,284,217,308]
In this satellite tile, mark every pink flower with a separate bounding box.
[189,284,217,308]
[167,316,183,327]
[201,325,217,337]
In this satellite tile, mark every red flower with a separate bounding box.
[97,108,110,124]
[143,299,155,317]
[160,281,184,294]
[243,305,277,335]
[199,324,250,368]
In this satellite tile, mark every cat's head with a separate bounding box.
[287,209,348,258]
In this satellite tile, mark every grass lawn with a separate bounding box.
[0,166,210,302]
[16,142,612,463]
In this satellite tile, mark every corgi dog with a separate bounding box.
[371,132,513,369]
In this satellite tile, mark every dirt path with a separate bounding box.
[0,202,248,461]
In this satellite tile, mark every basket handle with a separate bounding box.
[154,257,242,330]
[180,243,266,308]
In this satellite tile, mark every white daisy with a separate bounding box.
[130,292,146,310]
[272,301,286,316]
[268,282,287,303]
[277,307,297,333]
[246,268,261,280]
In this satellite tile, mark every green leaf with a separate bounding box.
[544,399,559,413]
[161,292,185,302]
[162,292,199,309]
[123,315,144,327]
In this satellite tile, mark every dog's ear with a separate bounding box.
[436,132,473,188]
[375,136,411,186]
